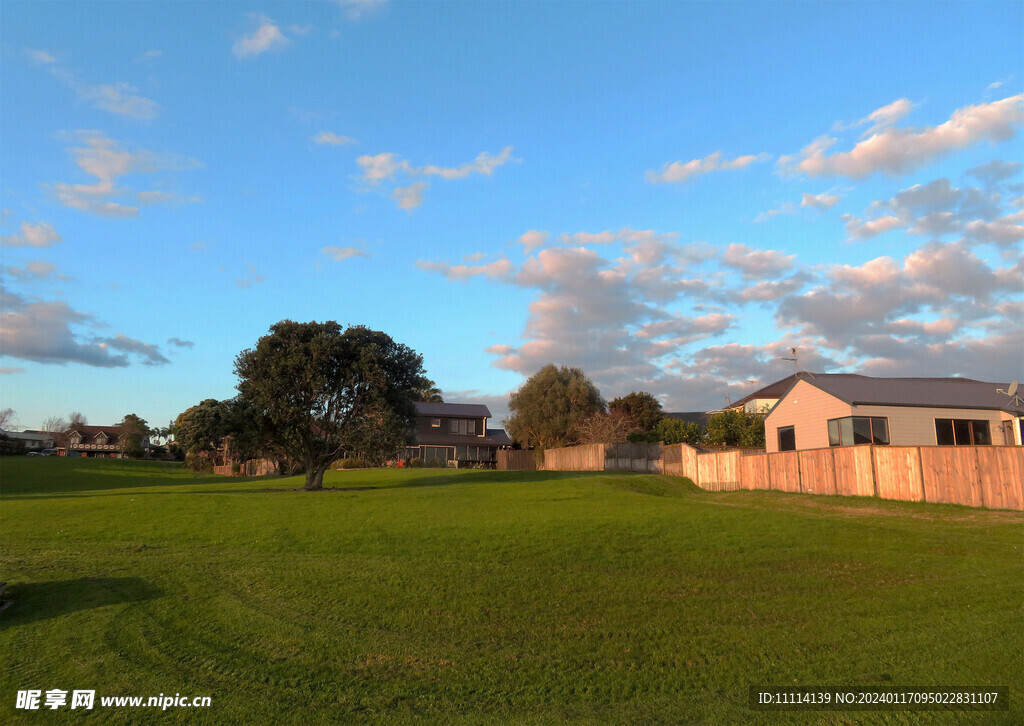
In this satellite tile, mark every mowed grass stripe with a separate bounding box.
[1,458,1021,724]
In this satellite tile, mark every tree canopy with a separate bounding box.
[118,413,149,457]
[173,399,227,458]
[234,320,431,490]
[504,364,605,450]
[705,409,766,448]
[609,391,664,432]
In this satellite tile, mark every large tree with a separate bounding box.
[504,364,606,450]
[234,320,431,490]
[609,391,664,432]
[173,399,228,460]
[118,413,150,457]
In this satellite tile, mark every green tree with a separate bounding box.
[705,409,766,448]
[173,399,228,460]
[609,391,664,432]
[504,364,606,450]
[654,417,704,445]
[234,320,430,490]
[414,384,444,403]
[118,413,150,458]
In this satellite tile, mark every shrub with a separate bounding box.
[185,453,213,473]
[406,458,423,468]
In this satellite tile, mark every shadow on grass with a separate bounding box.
[0,577,165,628]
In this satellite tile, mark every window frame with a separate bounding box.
[827,416,889,447]
[777,426,796,452]
[934,418,991,446]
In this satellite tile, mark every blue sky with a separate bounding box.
[2,0,1022,431]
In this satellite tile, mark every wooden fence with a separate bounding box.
[666,443,1023,511]
[543,442,663,473]
[497,449,538,471]
[213,458,278,477]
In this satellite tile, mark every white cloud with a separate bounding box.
[720,243,796,281]
[646,150,771,184]
[421,146,516,179]
[167,337,194,348]
[313,131,356,146]
[0,287,168,367]
[841,214,903,240]
[4,261,71,281]
[1,221,62,248]
[356,152,411,183]
[233,15,291,58]
[517,230,549,252]
[801,192,841,210]
[136,50,163,61]
[25,49,56,64]
[392,182,427,210]
[335,0,388,22]
[859,97,915,137]
[235,264,266,289]
[415,258,514,282]
[79,83,160,119]
[322,245,370,260]
[50,132,201,217]
[780,94,1024,178]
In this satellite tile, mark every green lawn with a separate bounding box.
[1,458,1021,724]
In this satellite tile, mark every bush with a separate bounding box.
[336,458,364,470]
[231,461,242,475]
[185,453,213,473]
[655,418,704,445]
[406,457,423,468]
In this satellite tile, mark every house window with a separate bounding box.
[468,419,476,435]
[935,419,991,446]
[777,426,796,451]
[827,417,889,446]
[431,418,441,428]
[450,419,458,434]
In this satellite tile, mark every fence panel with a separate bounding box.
[739,454,769,490]
[497,450,537,471]
[831,446,875,497]
[873,447,924,502]
[543,444,605,471]
[799,448,837,496]
[768,452,801,492]
[975,446,1024,511]
[606,442,662,473]
[714,451,742,490]
[698,454,719,489]
[920,447,982,507]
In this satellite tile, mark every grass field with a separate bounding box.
[1,458,1021,724]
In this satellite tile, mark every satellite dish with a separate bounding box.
[997,380,1022,405]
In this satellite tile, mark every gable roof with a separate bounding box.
[729,374,802,410]
[414,402,492,418]
[784,374,1024,415]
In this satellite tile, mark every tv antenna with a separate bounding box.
[996,380,1023,406]
[778,347,814,379]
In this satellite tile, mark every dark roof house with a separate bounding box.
[405,402,511,467]
[762,374,1024,452]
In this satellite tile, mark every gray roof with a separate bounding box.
[415,428,511,447]
[414,401,492,418]
[731,374,801,409]
[790,374,1024,415]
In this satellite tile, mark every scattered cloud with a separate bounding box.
[0,367,26,375]
[335,0,388,22]
[0,287,169,368]
[25,48,56,64]
[393,182,428,210]
[516,230,549,252]
[313,131,356,146]
[1,221,62,248]
[322,245,370,261]
[357,147,516,209]
[720,243,796,281]
[136,49,163,62]
[415,257,514,282]
[167,337,194,348]
[78,83,160,120]
[801,192,841,210]
[779,94,1024,178]
[4,261,71,282]
[233,14,291,59]
[841,214,903,240]
[646,150,771,184]
[235,265,266,289]
[50,132,201,217]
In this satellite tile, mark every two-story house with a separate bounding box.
[404,402,511,467]
[64,425,151,458]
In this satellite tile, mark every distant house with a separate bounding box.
[64,425,151,458]
[404,402,512,467]
[763,374,1024,453]
[0,430,54,453]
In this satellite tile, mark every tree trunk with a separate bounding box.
[304,466,326,490]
